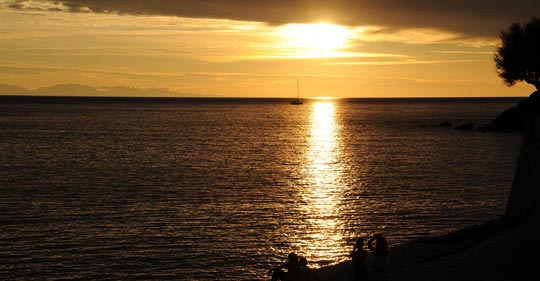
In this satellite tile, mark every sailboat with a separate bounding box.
[290,78,303,105]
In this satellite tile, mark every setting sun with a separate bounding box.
[280,23,354,57]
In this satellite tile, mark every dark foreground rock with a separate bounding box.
[317,219,540,281]
[387,219,540,281]
[438,121,452,127]
[481,91,540,132]
[454,122,474,130]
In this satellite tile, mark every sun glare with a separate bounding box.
[280,23,353,57]
[298,101,345,264]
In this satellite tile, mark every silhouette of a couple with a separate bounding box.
[269,252,320,281]
[350,234,389,281]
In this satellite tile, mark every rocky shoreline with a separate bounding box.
[418,91,539,132]
[315,94,540,281]
[479,91,540,132]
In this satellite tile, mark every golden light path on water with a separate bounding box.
[298,101,347,266]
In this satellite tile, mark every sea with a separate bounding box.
[0,96,523,280]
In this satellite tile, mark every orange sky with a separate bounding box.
[0,0,537,97]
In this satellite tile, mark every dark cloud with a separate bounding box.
[7,0,25,10]
[7,3,24,9]
[11,0,540,37]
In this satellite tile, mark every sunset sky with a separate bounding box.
[1,0,538,98]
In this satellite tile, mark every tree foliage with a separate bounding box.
[495,17,540,90]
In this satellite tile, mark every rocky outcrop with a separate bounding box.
[505,115,540,222]
[454,122,474,130]
[438,121,452,127]
[480,91,540,132]
[387,114,540,281]
[387,221,540,281]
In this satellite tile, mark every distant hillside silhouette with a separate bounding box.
[0,84,201,97]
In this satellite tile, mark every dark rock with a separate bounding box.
[487,91,540,132]
[491,107,523,132]
[477,124,494,131]
[438,121,452,127]
[454,122,474,130]
[516,91,540,114]
[505,115,540,222]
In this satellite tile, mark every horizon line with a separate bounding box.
[0,94,527,100]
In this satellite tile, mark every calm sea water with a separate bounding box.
[0,97,523,280]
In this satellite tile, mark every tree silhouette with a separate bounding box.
[495,17,540,91]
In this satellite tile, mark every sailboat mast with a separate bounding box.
[290,77,303,104]
[297,78,300,99]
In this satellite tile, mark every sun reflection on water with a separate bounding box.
[299,101,346,266]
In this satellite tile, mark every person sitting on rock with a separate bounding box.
[350,237,369,281]
[297,256,320,281]
[269,252,301,281]
[366,234,389,281]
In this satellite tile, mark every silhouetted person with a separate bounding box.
[298,256,320,281]
[366,234,389,281]
[269,252,300,281]
[350,237,369,281]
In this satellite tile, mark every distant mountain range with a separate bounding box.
[0,84,211,97]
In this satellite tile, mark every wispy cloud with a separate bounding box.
[353,26,497,47]
[432,50,494,55]
[324,59,485,66]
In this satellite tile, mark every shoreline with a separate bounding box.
[315,113,540,281]
[315,217,534,281]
